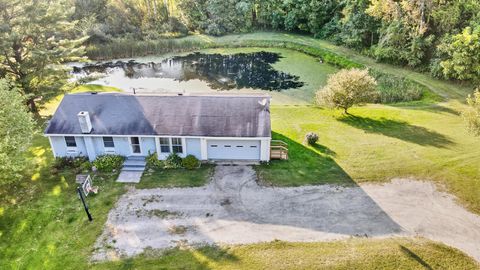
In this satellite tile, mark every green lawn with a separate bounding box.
[93,238,478,270]
[258,103,480,213]
[138,165,214,189]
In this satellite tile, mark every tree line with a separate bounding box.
[1,0,479,115]
[72,0,480,83]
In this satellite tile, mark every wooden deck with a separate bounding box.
[270,140,288,160]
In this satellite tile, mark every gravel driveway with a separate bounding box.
[93,165,480,261]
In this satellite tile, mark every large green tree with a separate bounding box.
[438,26,480,82]
[0,79,35,185]
[463,89,480,136]
[0,0,86,113]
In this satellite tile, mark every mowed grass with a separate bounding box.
[258,103,480,213]
[92,238,478,270]
[138,165,214,189]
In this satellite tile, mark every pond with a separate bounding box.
[72,48,339,105]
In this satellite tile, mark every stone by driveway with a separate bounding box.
[93,165,480,261]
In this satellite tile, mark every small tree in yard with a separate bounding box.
[0,79,35,185]
[316,68,378,114]
[463,89,480,136]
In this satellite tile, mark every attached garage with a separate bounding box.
[207,139,261,160]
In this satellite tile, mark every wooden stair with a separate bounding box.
[270,140,288,160]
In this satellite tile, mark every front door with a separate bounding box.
[130,137,142,155]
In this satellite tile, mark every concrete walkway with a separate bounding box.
[116,156,146,183]
[94,165,480,261]
[116,171,143,183]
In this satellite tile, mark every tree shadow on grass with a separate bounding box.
[311,143,337,157]
[338,115,454,148]
[400,245,433,270]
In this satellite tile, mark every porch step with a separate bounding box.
[126,156,146,161]
[117,156,146,182]
[122,166,146,172]
[123,159,147,167]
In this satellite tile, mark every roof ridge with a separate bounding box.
[68,92,271,98]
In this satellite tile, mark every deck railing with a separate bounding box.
[270,140,288,160]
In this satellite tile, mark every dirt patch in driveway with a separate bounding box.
[92,166,480,261]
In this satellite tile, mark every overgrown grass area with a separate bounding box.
[138,165,214,189]
[92,238,478,269]
[258,104,480,213]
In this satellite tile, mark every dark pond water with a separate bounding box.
[73,51,304,91]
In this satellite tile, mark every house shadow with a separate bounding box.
[337,115,454,148]
[264,132,350,186]
[246,131,403,237]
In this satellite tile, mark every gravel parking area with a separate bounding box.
[92,165,480,262]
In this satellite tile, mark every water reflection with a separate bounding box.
[73,52,304,91]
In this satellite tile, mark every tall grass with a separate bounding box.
[86,38,362,70]
[86,38,214,60]
[370,69,429,104]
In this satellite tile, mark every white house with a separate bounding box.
[44,93,271,162]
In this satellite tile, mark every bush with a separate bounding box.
[80,161,93,172]
[164,153,182,169]
[305,132,319,145]
[146,152,164,169]
[53,156,89,171]
[182,155,200,170]
[93,155,125,172]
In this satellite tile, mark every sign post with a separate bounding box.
[77,187,93,222]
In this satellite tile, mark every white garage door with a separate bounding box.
[207,140,261,160]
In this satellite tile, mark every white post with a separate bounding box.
[200,138,208,160]
[47,136,57,158]
[154,137,161,159]
[260,138,271,161]
[83,136,97,161]
[181,138,187,157]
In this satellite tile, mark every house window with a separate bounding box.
[65,136,77,147]
[171,138,183,153]
[103,137,114,148]
[159,138,170,153]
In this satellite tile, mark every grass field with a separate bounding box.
[1,32,479,269]
[258,103,480,213]
[92,238,478,270]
